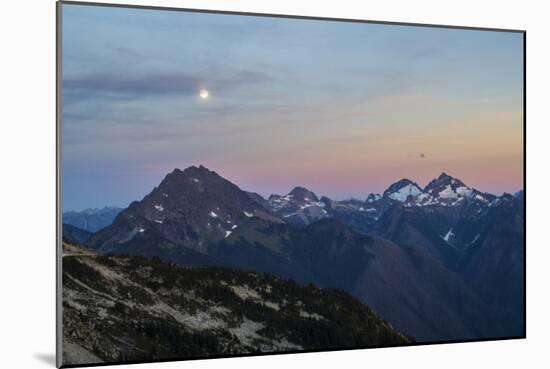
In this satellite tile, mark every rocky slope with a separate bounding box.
[62,242,409,366]
[62,224,93,245]
[214,217,504,341]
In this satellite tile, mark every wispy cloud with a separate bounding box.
[61,4,523,211]
[64,69,271,102]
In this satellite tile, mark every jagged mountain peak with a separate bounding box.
[89,166,279,254]
[437,172,462,183]
[383,179,423,202]
[421,173,482,206]
[164,165,217,181]
[267,187,326,227]
[155,165,244,199]
[437,172,454,181]
[425,173,467,193]
[387,178,417,188]
[379,174,495,208]
[288,186,319,202]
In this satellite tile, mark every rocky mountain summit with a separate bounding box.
[268,186,328,227]
[89,166,280,254]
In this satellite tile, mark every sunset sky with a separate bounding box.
[62,4,524,212]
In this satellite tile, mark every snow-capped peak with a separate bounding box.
[383,179,423,203]
[424,173,466,194]
[268,186,321,211]
[288,186,319,202]
[420,173,489,205]
[437,184,472,200]
[267,187,327,226]
[389,184,422,202]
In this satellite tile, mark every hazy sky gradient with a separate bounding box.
[62,4,524,212]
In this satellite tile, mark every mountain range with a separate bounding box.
[63,206,123,233]
[64,165,524,343]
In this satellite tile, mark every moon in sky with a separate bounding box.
[199,89,209,99]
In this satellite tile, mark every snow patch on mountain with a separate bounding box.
[388,184,422,202]
[299,201,325,210]
[456,186,473,196]
[475,194,486,201]
[443,228,454,242]
[439,185,459,199]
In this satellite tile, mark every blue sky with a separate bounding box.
[62,4,523,212]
